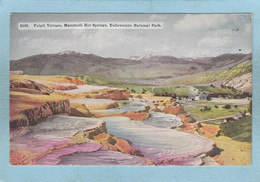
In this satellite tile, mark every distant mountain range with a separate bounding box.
[10,51,252,86]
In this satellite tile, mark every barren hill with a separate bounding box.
[10,51,251,85]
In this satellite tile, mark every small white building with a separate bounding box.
[194,96,200,101]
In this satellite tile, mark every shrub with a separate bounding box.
[131,89,136,93]
[141,88,147,94]
[206,96,212,101]
[136,95,143,99]
[220,117,252,143]
[248,100,252,115]
[201,106,211,112]
[223,104,231,109]
[144,106,150,112]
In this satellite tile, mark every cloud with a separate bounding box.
[187,50,212,58]
[173,14,229,31]
[197,36,232,47]
[16,30,131,56]
[11,14,252,59]
[21,37,72,54]
[85,30,129,51]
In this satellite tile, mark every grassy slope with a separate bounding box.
[186,106,247,120]
[129,85,199,96]
[76,75,144,88]
[214,135,251,165]
[76,63,250,97]
[194,101,234,105]
[200,119,251,165]
[196,85,251,98]
[197,86,238,95]
[151,86,199,96]
[220,116,252,143]
[163,61,252,85]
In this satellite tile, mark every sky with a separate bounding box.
[10,14,252,60]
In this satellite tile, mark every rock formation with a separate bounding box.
[70,103,93,117]
[10,79,53,95]
[10,99,71,128]
[71,121,142,156]
[164,104,185,115]
[218,72,252,93]
[86,89,130,100]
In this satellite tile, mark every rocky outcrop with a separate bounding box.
[58,76,87,85]
[85,102,119,110]
[164,104,185,115]
[22,103,53,124]
[86,89,130,100]
[10,100,71,128]
[176,113,199,133]
[10,88,51,95]
[46,100,70,114]
[10,113,29,129]
[48,84,78,91]
[218,72,252,93]
[177,113,196,123]
[70,103,93,117]
[93,133,142,156]
[10,75,87,85]
[10,79,53,95]
[73,120,108,141]
[53,91,86,99]
[71,121,142,156]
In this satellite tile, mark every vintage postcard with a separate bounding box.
[9,13,252,166]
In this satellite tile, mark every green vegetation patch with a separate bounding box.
[203,119,224,125]
[238,104,250,109]
[77,74,201,97]
[197,86,238,95]
[76,75,142,88]
[164,61,252,85]
[197,61,252,83]
[195,101,234,106]
[220,117,252,143]
[196,85,251,98]
[186,106,247,120]
[152,86,198,97]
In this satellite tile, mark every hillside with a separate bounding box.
[217,72,252,93]
[10,51,204,82]
[163,60,252,89]
[10,51,251,85]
